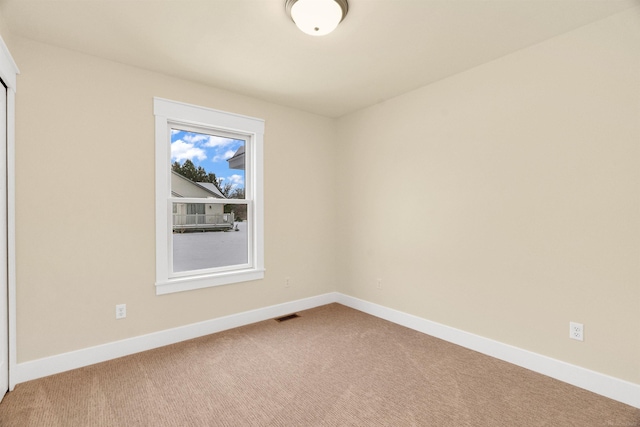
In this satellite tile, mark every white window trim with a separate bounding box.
[154,97,264,295]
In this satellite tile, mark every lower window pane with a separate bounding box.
[172,203,248,273]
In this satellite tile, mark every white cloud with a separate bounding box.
[171,140,206,162]
[228,174,244,187]
[182,133,210,144]
[203,135,236,148]
[212,149,237,163]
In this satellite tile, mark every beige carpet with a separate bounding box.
[0,303,638,426]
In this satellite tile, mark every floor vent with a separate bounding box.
[274,313,300,322]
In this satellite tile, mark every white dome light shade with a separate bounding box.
[289,0,347,36]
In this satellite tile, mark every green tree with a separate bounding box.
[172,159,197,181]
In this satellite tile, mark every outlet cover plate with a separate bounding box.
[116,304,127,319]
[570,321,583,341]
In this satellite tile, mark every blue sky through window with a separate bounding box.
[171,129,245,191]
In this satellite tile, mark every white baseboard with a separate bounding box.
[12,291,639,409]
[11,292,338,387]
[335,293,640,409]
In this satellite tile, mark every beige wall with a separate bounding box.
[0,9,7,41]
[9,37,338,362]
[2,6,639,387]
[336,7,640,384]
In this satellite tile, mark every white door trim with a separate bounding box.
[0,34,19,391]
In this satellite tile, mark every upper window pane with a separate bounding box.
[170,128,246,200]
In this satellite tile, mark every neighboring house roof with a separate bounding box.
[171,171,225,199]
[227,145,245,171]
[195,182,225,199]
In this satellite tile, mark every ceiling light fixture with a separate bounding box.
[285,0,349,36]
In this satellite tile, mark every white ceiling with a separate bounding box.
[1,0,637,117]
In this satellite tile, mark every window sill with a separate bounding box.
[156,268,265,295]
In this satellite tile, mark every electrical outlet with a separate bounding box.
[569,322,583,341]
[376,278,382,290]
[116,304,126,320]
[285,277,290,288]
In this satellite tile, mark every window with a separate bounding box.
[154,98,264,295]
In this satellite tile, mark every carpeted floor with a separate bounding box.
[0,303,638,426]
